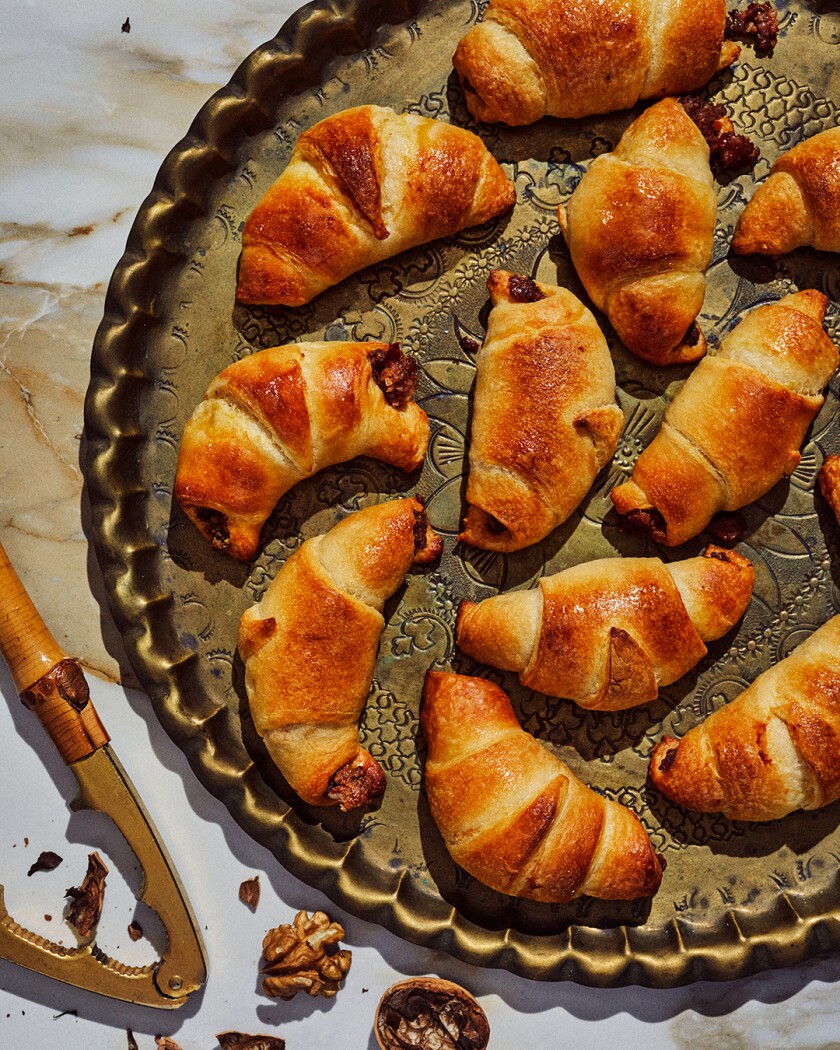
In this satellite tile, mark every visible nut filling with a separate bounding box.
[261,910,351,1000]
[726,2,779,55]
[327,757,386,810]
[680,96,759,174]
[622,507,668,543]
[377,983,490,1050]
[707,511,747,545]
[507,274,546,303]
[369,343,419,408]
[658,745,679,774]
[196,506,231,551]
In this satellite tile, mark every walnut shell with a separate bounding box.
[374,977,490,1050]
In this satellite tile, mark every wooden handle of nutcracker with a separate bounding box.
[0,541,109,764]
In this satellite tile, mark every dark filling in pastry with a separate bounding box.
[413,501,430,554]
[369,343,419,408]
[707,511,747,545]
[327,758,386,811]
[507,274,546,304]
[682,322,702,348]
[657,745,679,774]
[622,507,668,543]
[726,2,778,56]
[680,96,760,174]
[196,506,231,551]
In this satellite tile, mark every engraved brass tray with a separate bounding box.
[84,0,840,986]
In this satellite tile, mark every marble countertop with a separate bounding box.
[2,1,840,1047]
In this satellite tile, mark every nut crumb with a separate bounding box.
[261,910,351,1000]
[239,876,261,909]
[27,851,63,877]
[128,920,143,941]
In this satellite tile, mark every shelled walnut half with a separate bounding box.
[375,978,490,1050]
[260,910,352,1000]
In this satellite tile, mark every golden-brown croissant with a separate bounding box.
[452,0,739,126]
[819,454,840,527]
[421,671,663,902]
[558,98,716,365]
[174,341,429,561]
[236,105,515,306]
[459,270,623,552]
[238,497,442,810]
[650,615,840,821]
[456,546,754,711]
[732,127,840,257]
[611,290,840,546]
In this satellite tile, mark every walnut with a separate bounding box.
[375,978,490,1050]
[260,910,352,1000]
[217,1034,286,1050]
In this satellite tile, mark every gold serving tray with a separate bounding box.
[84,0,840,986]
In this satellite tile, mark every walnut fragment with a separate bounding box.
[217,1033,286,1050]
[239,876,261,909]
[65,852,108,938]
[375,978,490,1050]
[260,910,351,1000]
[27,850,63,877]
[155,1037,184,1050]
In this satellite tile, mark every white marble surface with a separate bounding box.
[2,0,840,1047]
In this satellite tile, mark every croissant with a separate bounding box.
[558,97,716,365]
[459,270,623,552]
[452,0,739,126]
[238,497,442,810]
[456,546,754,711]
[732,127,840,257]
[421,671,663,902]
[174,341,429,561]
[819,454,840,527]
[611,290,840,546]
[650,616,840,821]
[236,105,516,306]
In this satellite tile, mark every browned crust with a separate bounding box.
[236,107,514,306]
[421,671,662,902]
[650,618,840,821]
[453,0,732,125]
[174,342,430,561]
[819,454,840,525]
[301,105,388,239]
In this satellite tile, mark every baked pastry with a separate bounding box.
[457,546,754,710]
[239,497,442,810]
[611,290,840,546]
[819,454,840,526]
[650,616,840,821]
[421,671,663,902]
[732,127,840,257]
[558,97,716,365]
[452,0,739,126]
[236,105,516,306]
[459,270,623,552]
[174,341,429,561]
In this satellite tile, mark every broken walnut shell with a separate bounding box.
[375,977,490,1050]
